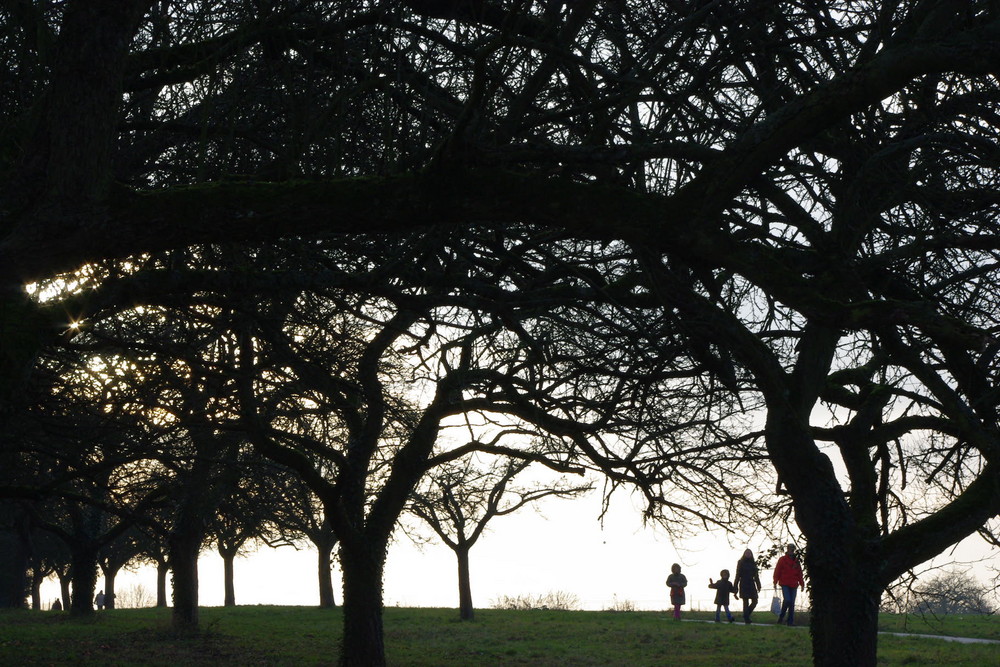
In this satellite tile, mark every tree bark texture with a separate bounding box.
[339,543,387,667]
[317,542,336,609]
[0,520,28,608]
[68,546,98,616]
[169,528,202,632]
[807,554,881,667]
[104,569,117,609]
[456,546,474,621]
[58,574,71,610]
[156,562,169,608]
[222,550,236,607]
[30,572,42,610]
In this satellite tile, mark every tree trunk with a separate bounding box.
[339,544,386,667]
[58,573,71,610]
[807,544,881,667]
[318,543,336,609]
[104,569,118,609]
[30,570,43,610]
[0,529,28,608]
[156,562,169,607]
[68,546,98,616]
[222,549,236,607]
[762,392,882,666]
[169,529,202,632]
[456,546,474,621]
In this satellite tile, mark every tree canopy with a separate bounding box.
[2,2,1000,666]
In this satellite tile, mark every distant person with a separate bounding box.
[773,544,805,626]
[95,590,105,611]
[665,563,688,620]
[51,598,62,611]
[708,569,736,623]
[733,548,761,624]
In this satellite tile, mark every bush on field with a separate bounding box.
[605,595,637,612]
[115,584,154,609]
[490,591,580,611]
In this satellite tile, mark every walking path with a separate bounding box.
[681,618,1000,645]
[877,631,1000,645]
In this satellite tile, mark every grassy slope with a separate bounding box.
[0,607,997,666]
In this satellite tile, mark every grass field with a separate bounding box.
[1,606,998,666]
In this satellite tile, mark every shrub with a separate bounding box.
[490,591,581,611]
[605,595,637,612]
[115,584,154,609]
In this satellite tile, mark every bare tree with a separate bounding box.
[408,450,593,620]
[264,467,340,609]
[908,571,998,616]
[99,525,147,610]
[133,522,171,608]
[115,583,155,609]
[221,237,602,664]
[208,486,261,609]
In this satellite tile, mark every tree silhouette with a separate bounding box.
[207,457,289,608]
[40,268,266,629]
[219,237,602,664]
[3,3,1000,666]
[408,451,592,620]
[0,501,30,608]
[264,466,340,609]
[133,520,171,608]
[908,571,998,616]
[26,528,67,610]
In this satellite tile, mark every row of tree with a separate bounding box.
[2,241,600,619]
[2,3,1000,666]
[1,437,336,613]
[4,408,587,619]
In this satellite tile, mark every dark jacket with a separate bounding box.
[733,557,761,598]
[709,579,735,606]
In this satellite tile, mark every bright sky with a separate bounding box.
[38,489,998,613]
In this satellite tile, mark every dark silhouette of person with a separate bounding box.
[733,548,762,624]
[709,569,736,622]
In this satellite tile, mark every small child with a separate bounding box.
[709,569,736,623]
[665,563,687,620]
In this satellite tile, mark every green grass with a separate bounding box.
[1,607,997,666]
[877,611,1000,642]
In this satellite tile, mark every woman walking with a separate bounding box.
[733,549,761,624]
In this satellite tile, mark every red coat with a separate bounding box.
[773,554,804,588]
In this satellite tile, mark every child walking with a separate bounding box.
[708,570,736,623]
[666,563,687,620]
